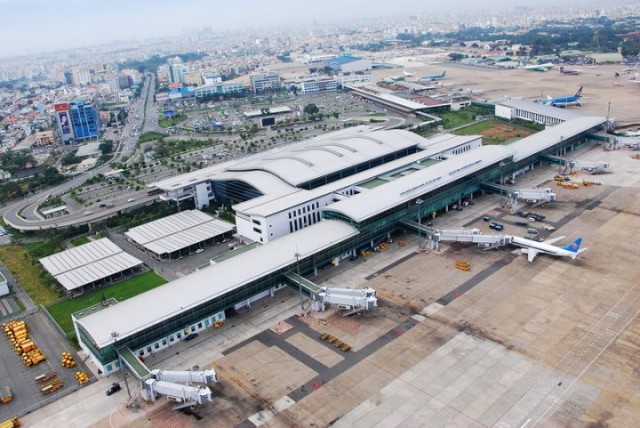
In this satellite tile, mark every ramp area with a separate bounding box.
[118,347,150,380]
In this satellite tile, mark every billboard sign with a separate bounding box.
[54,103,69,112]
[59,111,71,135]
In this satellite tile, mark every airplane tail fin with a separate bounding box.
[562,237,582,253]
[575,86,584,96]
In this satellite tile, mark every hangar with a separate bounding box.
[39,238,144,296]
[75,116,608,374]
[124,210,235,260]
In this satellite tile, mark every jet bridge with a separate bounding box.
[117,346,151,380]
[432,229,509,251]
[284,272,378,315]
[316,287,378,314]
[150,369,217,385]
[142,379,212,410]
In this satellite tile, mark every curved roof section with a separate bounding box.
[75,220,359,348]
[324,145,515,223]
[225,129,425,187]
[150,126,422,193]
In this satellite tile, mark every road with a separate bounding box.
[1,75,157,231]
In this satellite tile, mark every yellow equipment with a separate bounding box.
[455,261,471,271]
[0,386,13,404]
[0,417,20,428]
[61,352,76,368]
[74,371,90,384]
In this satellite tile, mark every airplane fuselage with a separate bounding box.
[510,236,578,259]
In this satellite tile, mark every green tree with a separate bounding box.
[303,103,319,115]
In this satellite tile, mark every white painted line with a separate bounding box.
[273,395,296,413]
[248,409,275,427]
[421,302,444,317]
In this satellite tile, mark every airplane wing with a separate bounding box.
[527,249,539,262]
[544,236,566,245]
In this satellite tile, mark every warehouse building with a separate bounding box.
[125,210,235,260]
[39,238,144,296]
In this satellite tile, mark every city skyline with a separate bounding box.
[0,0,609,58]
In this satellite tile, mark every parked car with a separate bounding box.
[184,333,198,342]
[106,383,121,396]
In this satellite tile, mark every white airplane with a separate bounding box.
[510,236,587,262]
[403,70,414,77]
[522,62,554,72]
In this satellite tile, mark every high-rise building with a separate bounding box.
[250,72,282,94]
[54,101,101,144]
[71,66,92,86]
[170,62,189,84]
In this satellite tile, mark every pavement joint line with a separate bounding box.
[364,251,418,281]
[287,317,421,402]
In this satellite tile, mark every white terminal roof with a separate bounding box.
[233,133,481,218]
[150,125,384,192]
[496,98,582,121]
[324,145,514,223]
[125,210,235,256]
[347,84,429,110]
[76,220,359,348]
[509,116,606,162]
[225,129,425,187]
[39,238,143,291]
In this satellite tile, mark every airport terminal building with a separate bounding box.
[74,116,608,374]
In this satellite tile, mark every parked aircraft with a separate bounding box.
[538,86,584,107]
[403,70,414,77]
[522,62,554,72]
[510,236,587,262]
[559,66,582,75]
[420,71,446,81]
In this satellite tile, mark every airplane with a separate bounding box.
[510,236,587,262]
[538,86,584,107]
[629,73,640,84]
[521,62,554,72]
[420,71,446,81]
[403,70,414,77]
[559,66,582,76]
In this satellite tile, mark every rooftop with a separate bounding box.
[75,220,359,348]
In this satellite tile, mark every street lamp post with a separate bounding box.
[294,250,303,311]
[416,198,424,250]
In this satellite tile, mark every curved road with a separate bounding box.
[2,75,158,231]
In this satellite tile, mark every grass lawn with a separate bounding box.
[0,244,60,305]
[47,270,167,336]
[454,121,495,135]
[70,236,90,246]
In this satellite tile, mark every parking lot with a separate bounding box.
[0,310,93,422]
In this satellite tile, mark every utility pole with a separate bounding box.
[416,198,424,250]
